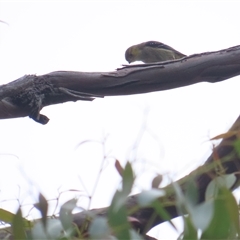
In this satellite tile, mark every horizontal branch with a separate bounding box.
[1,44,240,124]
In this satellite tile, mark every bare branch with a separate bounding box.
[1,45,240,124]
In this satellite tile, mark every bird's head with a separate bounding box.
[125,45,142,63]
[125,41,186,64]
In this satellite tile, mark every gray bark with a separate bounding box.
[1,45,240,124]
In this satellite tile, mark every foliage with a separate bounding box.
[0,162,239,239]
[179,174,240,240]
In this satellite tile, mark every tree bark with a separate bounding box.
[1,45,240,124]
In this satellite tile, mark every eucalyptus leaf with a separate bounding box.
[0,208,16,224]
[189,200,214,232]
[151,201,177,230]
[129,229,144,240]
[107,162,135,239]
[89,217,111,239]
[0,208,31,228]
[233,138,240,157]
[185,180,198,207]
[137,189,165,207]
[108,192,131,239]
[110,162,135,212]
[12,208,26,240]
[110,190,127,212]
[172,182,187,215]
[182,216,197,240]
[31,219,63,240]
[202,186,239,239]
[205,174,236,200]
[59,198,78,231]
[108,203,131,240]
[122,162,134,196]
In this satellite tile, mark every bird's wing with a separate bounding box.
[144,41,185,56]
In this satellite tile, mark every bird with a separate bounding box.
[125,41,186,64]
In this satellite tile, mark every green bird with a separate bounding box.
[125,41,186,63]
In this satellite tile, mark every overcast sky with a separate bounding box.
[1,1,240,239]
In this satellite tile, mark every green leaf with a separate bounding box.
[234,138,240,157]
[31,218,63,240]
[172,182,187,215]
[151,200,177,231]
[12,208,26,240]
[35,193,48,229]
[201,186,240,239]
[107,162,135,240]
[129,229,144,240]
[0,208,32,228]
[59,198,77,231]
[110,162,135,212]
[0,208,15,224]
[110,190,127,213]
[185,179,198,207]
[108,199,131,240]
[89,217,111,239]
[122,162,134,196]
[189,200,214,232]
[205,174,236,200]
[182,216,198,240]
[137,189,165,207]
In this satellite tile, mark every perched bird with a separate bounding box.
[125,41,186,63]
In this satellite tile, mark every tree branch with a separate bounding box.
[1,45,240,124]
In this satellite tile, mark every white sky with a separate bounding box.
[1,1,240,239]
